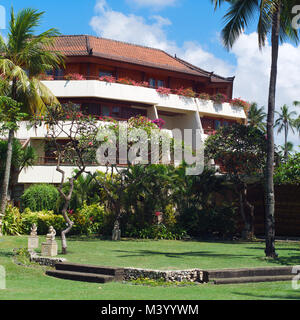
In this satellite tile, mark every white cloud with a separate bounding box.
[127,0,177,10]
[90,1,300,149]
[232,33,300,148]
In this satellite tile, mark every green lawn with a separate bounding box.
[0,235,300,300]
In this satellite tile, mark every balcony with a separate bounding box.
[41,79,247,120]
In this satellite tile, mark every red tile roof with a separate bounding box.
[51,35,234,82]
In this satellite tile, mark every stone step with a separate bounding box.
[55,262,124,280]
[206,266,293,279]
[46,270,115,283]
[211,275,294,285]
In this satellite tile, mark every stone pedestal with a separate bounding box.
[41,240,58,257]
[28,236,39,250]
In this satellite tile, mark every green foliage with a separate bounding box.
[128,224,187,240]
[2,205,23,235]
[205,123,267,178]
[21,184,59,212]
[274,153,300,185]
[0,138,36,185]
[74,202,108,235]
[129,277,197,287]
[21,208,65,235]
[0,96,26,132]
[178,205,237,239]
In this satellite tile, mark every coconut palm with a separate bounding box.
[211,0,300,257]
[247,103,267,132]
[0,7,65,235]
[275,104,297,161]
[278,141,294,160]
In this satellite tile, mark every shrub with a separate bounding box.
[211,93,228,104]
[2,205,23,235]
[198,93,211,101]
[64,73,86,80]
[21,184,59,212]
[74,202,108,235]
[178,204,237,239]
[21,208,66,235]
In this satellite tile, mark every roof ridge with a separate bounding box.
[55,34,168,55]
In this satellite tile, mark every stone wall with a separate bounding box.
[124,267,208,283]
[29,251,67,267]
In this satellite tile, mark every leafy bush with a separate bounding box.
[21,208,66,235]
[178,204,237,239]
[73,202,108,235]
[274,153,300,185]
[2,205,23,235]
[127,224,187,240]
[21,184,59,212]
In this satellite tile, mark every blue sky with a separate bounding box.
[0,0,299,148]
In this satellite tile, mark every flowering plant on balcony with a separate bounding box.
[151,118,166,129]
[156,87,172,96]
[39,74,54,80]
[116,78,137,86]
[230,98,250,113]
[64,73,86,80]
[198,93,211,101]
[99,75,116,83]
[135,81,150,87]
[211,93,228,104]
[173,87,196,98]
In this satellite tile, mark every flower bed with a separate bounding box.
[41,72,249,109]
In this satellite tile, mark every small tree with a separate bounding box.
[0,97,27,236]
[90,116,174,240]
[205,123,267,240]
[41,103,99,253]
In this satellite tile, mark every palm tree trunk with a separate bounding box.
[284,124,288,161]
[0,129,14,236]
[265,3,281,258]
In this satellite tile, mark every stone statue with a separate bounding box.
[46,226,56,242]
[42,226,58,257]
[28,223,39,250]
[112,220,121,241]
[30,223,37,237]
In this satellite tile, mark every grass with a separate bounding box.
[0,235,300,300]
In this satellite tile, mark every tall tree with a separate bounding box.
[247,102,267,132]
[0,7,65,234]
[211,0,299,258]
[275,104,297,161]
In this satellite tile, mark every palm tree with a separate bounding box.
[294,101,300,135]
[247,102,267,132]
[275,104,297,161]
[0,7,65,235]
[278,141,294,160]
[211,0,299,257]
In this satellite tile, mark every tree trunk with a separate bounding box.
[239,183,255,241]
[61,199,74,254]
[284,124,288,161]
[0,129,14,236]
[265,4,280,258]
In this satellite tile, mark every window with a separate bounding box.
[214,120,221,130]
[112,106,120,117]
[101,106,110,117]
[99,70,113,78]
[82,103,100,116]
[54,69,64,79]
[149,78,156,88]
[157,80,164,88]
[149,78,165,88]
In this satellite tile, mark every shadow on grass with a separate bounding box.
[231,291,300,300]
[0,249,14,258]
[113,249,254,259]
